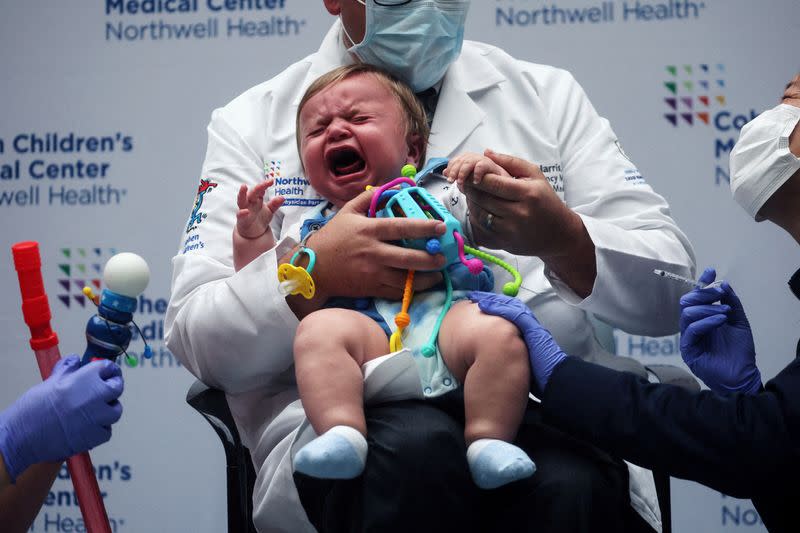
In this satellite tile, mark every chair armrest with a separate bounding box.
[186,380,243,461]
[584,349,649,380]
[644,364,701,392]
[186,380,257,533]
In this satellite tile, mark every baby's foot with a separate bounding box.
[293,425,368,479]
[466,439,536,489]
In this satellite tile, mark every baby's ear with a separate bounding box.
[406,133,425,167]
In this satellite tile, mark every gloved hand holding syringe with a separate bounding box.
[671,266,763,395]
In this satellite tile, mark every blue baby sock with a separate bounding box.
[466,439,536,489]
[293,425,368,480]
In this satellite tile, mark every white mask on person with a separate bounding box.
[730,103,800,220]
[343,0,470,92]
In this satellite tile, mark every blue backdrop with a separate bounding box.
[1,1,797,531]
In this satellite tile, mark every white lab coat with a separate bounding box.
[166,20,695,533]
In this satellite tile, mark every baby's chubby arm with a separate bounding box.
[444,151,513,191]
[232,178,285,271]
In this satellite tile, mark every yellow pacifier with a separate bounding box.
[278,248,316,299]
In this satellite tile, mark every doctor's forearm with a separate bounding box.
[540,211,597,298]
[0,460,61,533]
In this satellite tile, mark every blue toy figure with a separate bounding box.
[370,164,522,293]
[82,253,152,366]
[367,164,523,355]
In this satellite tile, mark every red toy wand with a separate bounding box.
[11,241,112,533]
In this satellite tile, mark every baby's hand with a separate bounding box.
[444,152,512,190]
[235,179,285,240]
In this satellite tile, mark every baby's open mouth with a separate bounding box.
[327,147,366,177]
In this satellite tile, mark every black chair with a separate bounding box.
[187,362,698,533]
[186,380,258,533]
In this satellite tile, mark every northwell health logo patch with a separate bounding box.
[663,64,726,126]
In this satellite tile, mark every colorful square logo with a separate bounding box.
[664,64,726,126]
[55,247,116,308]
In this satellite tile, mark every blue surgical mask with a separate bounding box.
[343,0,470,92]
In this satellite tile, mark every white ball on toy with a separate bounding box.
[103,253,150,298]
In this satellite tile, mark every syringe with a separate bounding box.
[653,269,723,289]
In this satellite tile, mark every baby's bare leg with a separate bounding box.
[439,300,535,489]
[293,308,390,479]
[295,308,390,435]
[438,300,530,444]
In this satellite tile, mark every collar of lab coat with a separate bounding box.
[294,20,506,159]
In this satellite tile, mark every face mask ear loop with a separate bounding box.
[341,14,362,50]
[342,0,375,51]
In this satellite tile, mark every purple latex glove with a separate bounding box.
[468,291,567,392]
[0,355,123,482]
[680,268,762,395]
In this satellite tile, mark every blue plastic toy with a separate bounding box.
[368,165,522,356]
[82,253,153,367]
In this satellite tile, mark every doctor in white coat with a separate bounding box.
[166,1,695,532]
